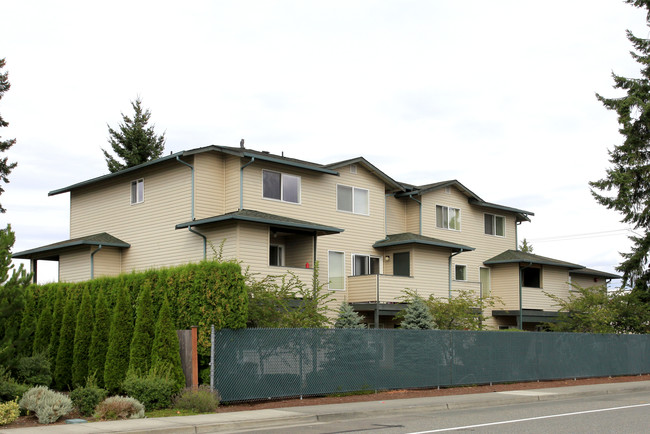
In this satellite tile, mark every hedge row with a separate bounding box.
[15,260,247,390]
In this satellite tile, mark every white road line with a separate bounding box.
[408,403,650,433]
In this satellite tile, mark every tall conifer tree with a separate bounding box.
[72,288,94,387]
[88,290,110,387]
[32,304,52,355]
[591,0,650,294]
[54,293,77,390]
[102,97,166,173]
[128,285,155,376]
[150,297,184,390]
[0,58,17,213]
[104,286,133,393]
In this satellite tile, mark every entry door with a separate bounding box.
[480,267,491,298]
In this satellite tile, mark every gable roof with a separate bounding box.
[13,233,130,260]
[373,232,474,251]
[49,145,339,197]
[325,157,405,191]
[176,209,343,236]
[484,249,583,269]
[569,267,621,279]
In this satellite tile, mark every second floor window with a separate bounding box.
[337,185,369,215]
[484,213,505,236]
[352,254,380,276]
[131,179,144,205]
[455,264,467,281]
[436,205,460,230]
[263,170,300,203]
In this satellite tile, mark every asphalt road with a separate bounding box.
[229,390,650,434]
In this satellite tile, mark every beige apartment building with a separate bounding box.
[15,145,619,330]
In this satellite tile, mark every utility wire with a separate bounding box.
[528,228,633,243]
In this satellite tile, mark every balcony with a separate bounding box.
[347,274,414,303]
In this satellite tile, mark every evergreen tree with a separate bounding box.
[591,0,650,294]
[102,97,166,173]
[32,304,52,355]
[0,58,17,213]
[48,287,65,370]
[17,287,36,357]
[54,293,77,390]
[150,297,184,390]
[519,238,534,253]
[0,225,31,369]
[334,303,366,329]
[104,286,134,393]
[128,285,155,376]
[400,297,435,330]
[88,290,110,388]
[71,288,94,387]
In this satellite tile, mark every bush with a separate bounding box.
[104,286,134,393]
[16,352,51,386]
[0,399,19,425]
[70,385,108,416]
[173,386,220,413]
[122,371,180,410]
[0,366,29,402]
[19,386,73,424]
[94,396,144,420]
[150,297,185,391]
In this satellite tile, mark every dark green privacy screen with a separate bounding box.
[212,328,650,402]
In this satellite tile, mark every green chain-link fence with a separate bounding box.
[212,328,650,402]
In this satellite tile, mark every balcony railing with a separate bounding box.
[347,274,415,303]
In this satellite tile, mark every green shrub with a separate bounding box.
[128,285,155,377]
[88,290,110,388]
[104,287,133,393]
[72,288,94,387]
[0,366,29,402]
[122,371,180,410]
[0,399,19,425]
[150,297,185,391]
[54,293,77,390]
[48,287,66,372]
[94,396,145,420]
[16,352,51,386]
[173,386,220,413]
[70,385,108,416]
[19,386,73,424]
[32,305,52,355]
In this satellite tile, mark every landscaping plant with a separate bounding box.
[19,385,73,424]
[173,385,220,413]
[0,399,19,425]
[94,395,144,420]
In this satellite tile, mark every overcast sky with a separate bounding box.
[1,0,646,284]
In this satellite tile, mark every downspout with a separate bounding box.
[240,157,256,210]
[408,196,422,235]
[516,221,521,250]
[176,156,206,258]
[90,245,103,280]
[375,273,380,329]
[448,249,464,299]
[518,262,533,329]
[384,193,392,237]
[189,226,207,260]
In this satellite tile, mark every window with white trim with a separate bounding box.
[337,184,369,215]
[455,264,467,281]
[130,179,144,204]
[484,213,505,236]
[269,244,284,266]
[436,205,460,230]
[263,170,300,203]
[352,254,380,276]
[328,251,345,290]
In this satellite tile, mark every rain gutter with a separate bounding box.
[448,249,466,299]
[176,156,206,258]
[240,157,256,210]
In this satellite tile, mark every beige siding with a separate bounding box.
[571,274,608,288]
[385,196,406,235]
[405,197,420,234]
[490,264,519,310]
[59,247,91,283]
[94,247,122,278]
[524,266,570,310]
[69,159,199,277]
[194,153,225,219]
[225,155,242,212]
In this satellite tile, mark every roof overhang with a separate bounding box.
[176,209,344,236]
[569,268,621,279]
[326,157,404,191]
[492,309,560,324]
[373,233,474,252]
[13,233,130,261]
[468,199,534,222]
[484,250,583,269]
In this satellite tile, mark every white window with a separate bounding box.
[263,170,300,204]
[337,185,369,215]
[455,264,467,281]
[130,179,144,204]
[484,213,505,236]
[352,254,380,276]
[436,205,460,230]
[269,245,284,266]
[328,251,345,290]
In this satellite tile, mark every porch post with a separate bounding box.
[374,273,379,329]
[30,259,37,284]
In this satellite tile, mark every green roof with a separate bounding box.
[13,233,130,260]
[484,250,583,269]
[176,209,344,236]
[373,233,474,251]
[467,199,534,218]
[570,267,621,279]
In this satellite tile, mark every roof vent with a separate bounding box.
[262,151,270,154]
[350,164,357,174]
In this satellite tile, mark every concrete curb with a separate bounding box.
[7,381,650,433]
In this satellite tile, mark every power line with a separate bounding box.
[528,228,633,243]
